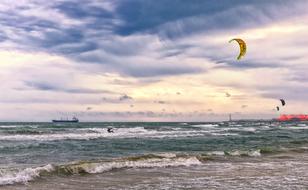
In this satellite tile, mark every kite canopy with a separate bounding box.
[280,99,286,106]
[276,99,286,111]
[229,38,246,60]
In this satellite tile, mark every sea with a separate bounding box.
[0,121,308,190]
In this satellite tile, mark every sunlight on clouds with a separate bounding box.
[0,50,71,67]
[241,23,308,41]
[0,1,308,121]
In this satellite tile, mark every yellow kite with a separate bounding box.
[229,38,246,60]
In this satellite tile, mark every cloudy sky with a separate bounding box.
[0,0,308,122]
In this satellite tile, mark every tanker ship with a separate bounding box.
[52,117,79,123]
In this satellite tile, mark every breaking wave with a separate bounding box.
[191,124,219,128]
[0,154,201,186]
[1,145,308,186]
[0,164,54,186]
[0,127,210,141]
[203,149,261,157]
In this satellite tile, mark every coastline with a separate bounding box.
[4,151,308,190]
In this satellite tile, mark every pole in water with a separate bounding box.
[229,114,232,122]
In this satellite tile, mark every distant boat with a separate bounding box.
[52,117,79,123]
[229,114,232,122]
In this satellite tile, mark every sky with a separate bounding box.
[0,0,308,122]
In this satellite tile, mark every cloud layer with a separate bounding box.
[0,0,308,121]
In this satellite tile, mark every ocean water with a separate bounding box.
[0,121,308,189]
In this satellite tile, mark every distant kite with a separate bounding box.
[229,38,247,60]
[280,99,286,106]
[276,99,286,111]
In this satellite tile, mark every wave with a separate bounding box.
[201,146,308,158]
[191,124,219,128]
[0,164,54,186]
[282,126,308,130]
[2,145,308,186]
[0,127,206,141]
[256,146,308,155]
[190,124,271,134]
[0,125,19,128]
[179,123,188,125]
[0,125,39,129]
[210,132,239,136]
[226,149,261,157]
[231,127,257,132]
[79,127,148,134]
[0,124,278,142]
[0,154,201,186]
[3,130,45,135]
[202,149,261,157]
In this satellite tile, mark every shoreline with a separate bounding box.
[4,151,308,190]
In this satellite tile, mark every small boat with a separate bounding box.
[52,117,79,123]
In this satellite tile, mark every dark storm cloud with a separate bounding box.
[114,0,305,37]
[77,110,216,118]
[154,100,166,104]
[287,70,308,83]
[2,0,304,48]
[213,59,285,70]
[119,94,133,101]
[54,1,114,19]
[258,84,308,101]
[0,0,306,78]
[24,81,115,94]
[159,44,195,58]
[122,64,204,77]
[241,105,248,109]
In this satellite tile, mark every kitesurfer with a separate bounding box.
[107,128,114,133]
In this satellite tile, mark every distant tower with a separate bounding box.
[229,114,232,122]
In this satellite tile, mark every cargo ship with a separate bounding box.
[52,117,79,123]
[277,114,308,122]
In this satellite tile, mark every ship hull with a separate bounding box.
[52,120,79,123]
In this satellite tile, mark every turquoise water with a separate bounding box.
[0,121,308,189]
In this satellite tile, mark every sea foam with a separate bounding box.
[0,164,54,185]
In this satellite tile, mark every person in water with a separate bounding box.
[107,128,114,133]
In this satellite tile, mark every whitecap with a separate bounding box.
[0,164,54,185]
[87,157,202,174]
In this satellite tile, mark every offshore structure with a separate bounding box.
[277,114,308,122]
